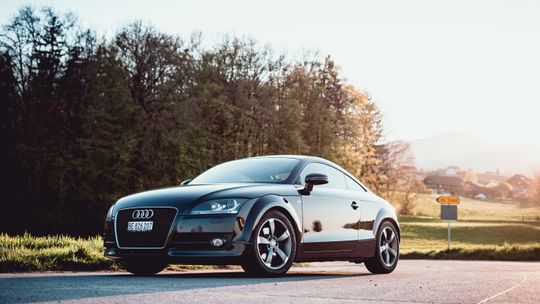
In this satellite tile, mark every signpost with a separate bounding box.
[437,196,460,251]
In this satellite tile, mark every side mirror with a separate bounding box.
[180,179,192,186]
[299,173,328,195]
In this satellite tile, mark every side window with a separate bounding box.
[299,163,347,189]
[345,175,366,192]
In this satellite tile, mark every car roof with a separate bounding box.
[250,154,329,162]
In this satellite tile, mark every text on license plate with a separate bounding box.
[127,221,153,232]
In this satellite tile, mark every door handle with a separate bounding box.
[351,201,359,210]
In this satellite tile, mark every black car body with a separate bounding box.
[103,155,400,275]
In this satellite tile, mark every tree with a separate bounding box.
[0,53,19,233]
[529,171,540,207]
[377,141,423,214]
[333,85,386,192]
[114,21,187,114]
[0,6,92,234]
[114,21,193,189]
[266,64,306,155]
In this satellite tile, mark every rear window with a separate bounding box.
[345,175,366,191]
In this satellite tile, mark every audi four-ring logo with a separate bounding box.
[132,209,154,219]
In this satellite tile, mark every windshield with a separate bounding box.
[190,158,300,184]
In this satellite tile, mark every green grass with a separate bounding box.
[399,194,540,260]
[0,233,113,272]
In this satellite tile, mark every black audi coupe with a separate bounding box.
[103,155,400,276]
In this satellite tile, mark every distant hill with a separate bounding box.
[409,133,540,175]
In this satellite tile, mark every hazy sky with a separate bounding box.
[2,0,540,145]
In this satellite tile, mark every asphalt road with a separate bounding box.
[1,260,539,304]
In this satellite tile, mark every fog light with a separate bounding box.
[210,238,225,247]
[106,249,116,256]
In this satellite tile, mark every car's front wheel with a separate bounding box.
[241,210,297,276]
[364,221,399,274]
[121,258,167,276]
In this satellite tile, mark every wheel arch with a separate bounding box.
[265,205,302,244]
[380,217,400,240]
[236,194,302,244]
[373,207,401,241]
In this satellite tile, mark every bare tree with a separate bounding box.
[398,180,427,215]
[380,141,423,215]
[114,21,186,114]
[529,171,540,207]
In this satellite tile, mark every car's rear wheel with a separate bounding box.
[241,210,297,276]
[121,258,167,276]
[364,221,399,274]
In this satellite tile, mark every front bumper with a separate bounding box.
[103,213,250,264]
[104,244,248,264]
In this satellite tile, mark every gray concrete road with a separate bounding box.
[0,260,539,304]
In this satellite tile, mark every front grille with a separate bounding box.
[115,207,177,248]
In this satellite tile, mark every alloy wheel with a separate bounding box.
[256,218,292,270]
[379,226,399,267]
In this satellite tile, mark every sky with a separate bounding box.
[2,0,540,145]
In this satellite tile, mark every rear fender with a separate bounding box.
[373,207,401,240]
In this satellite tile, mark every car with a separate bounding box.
[103,155,400,276]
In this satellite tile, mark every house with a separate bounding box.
[476,172,507,185]
[464,181,485,195]
[423,175,464,195]
[464,181,508,200]
[506,174,531,194]
[464,171,509,199]
[493,182,513,199]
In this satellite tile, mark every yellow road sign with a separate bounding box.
[436,196,460,204]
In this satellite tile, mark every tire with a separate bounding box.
[241,210,297,276]
[121,258,167,276]
[364,221,399,274]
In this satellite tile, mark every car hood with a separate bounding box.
[114,183,299,213]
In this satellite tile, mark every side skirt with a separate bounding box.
[295,239,376,262]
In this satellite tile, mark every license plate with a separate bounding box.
[127,221,153,232]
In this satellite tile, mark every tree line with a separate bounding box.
[0,7,414,235]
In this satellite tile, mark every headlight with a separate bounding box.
[105,205,115,221]
[190,198,248,215]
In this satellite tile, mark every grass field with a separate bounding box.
[399,194,540,260]
[2,195,539,272]
[0,234,112,272]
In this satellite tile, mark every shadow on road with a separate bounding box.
[0,270,371,303]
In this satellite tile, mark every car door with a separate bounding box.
[299,163,361,252]
[343,174,377,241]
